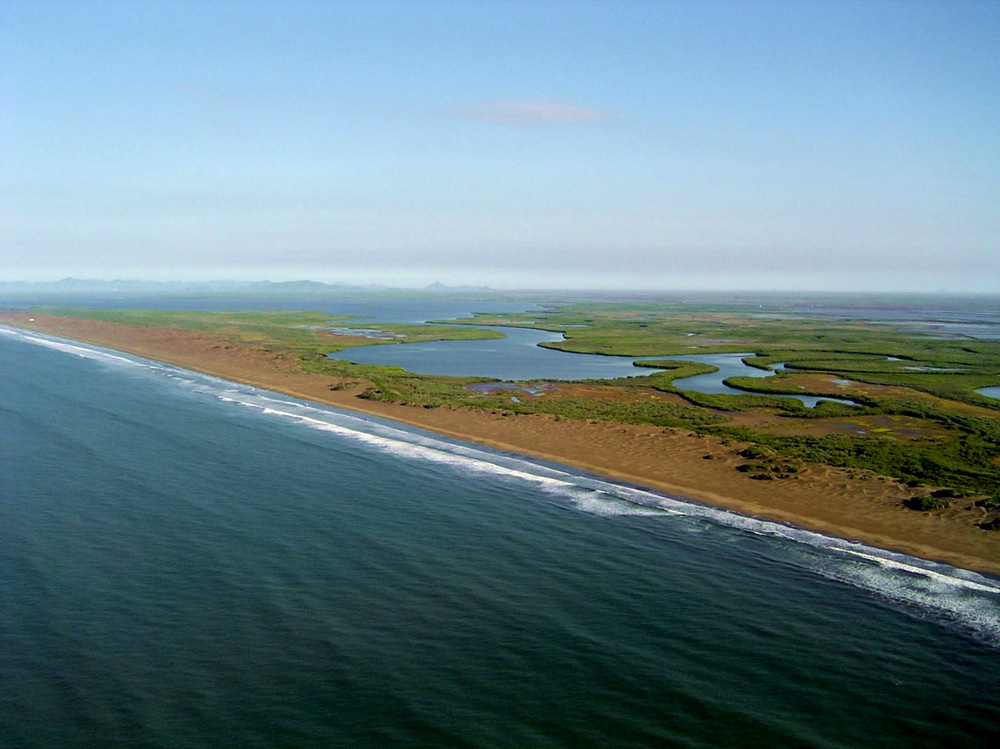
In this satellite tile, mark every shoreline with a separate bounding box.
[4,313,998,577]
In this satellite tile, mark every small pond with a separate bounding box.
[976,386,1000,401]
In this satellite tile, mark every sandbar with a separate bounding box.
[4,312,998,576]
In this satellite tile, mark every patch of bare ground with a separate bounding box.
[848,380,998,418]
[540,382,691,407]
[723,411,953,441]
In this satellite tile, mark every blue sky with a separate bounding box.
[2,0,998,291]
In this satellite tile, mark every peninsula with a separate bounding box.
[3,299,999,576]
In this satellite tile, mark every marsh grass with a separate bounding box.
[33,303,1000,500]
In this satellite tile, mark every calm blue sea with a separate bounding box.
[3,327,1000,748]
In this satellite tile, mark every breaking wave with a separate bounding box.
[6,325,999,645]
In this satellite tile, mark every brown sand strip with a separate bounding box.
[4,313,998,576]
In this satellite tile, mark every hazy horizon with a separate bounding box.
[3,1,997,293]
[6,276,1000,301]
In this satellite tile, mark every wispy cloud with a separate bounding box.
[457,100,607,126]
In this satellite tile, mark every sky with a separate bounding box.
[2,0,998,292]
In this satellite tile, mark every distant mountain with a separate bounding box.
[0,278,496,298]
[424,281,494,293]
[0,278,243,295]
[247,280,348,293]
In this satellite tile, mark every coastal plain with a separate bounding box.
[2,298,999,576]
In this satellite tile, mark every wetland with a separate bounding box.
[4,291,1000,571]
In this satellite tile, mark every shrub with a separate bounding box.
[904,496,951,511]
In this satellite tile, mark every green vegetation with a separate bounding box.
[732,446,800,480]
[904,496,951,511]
[25,300,1000,514]
[432,301,1000,506]
[30,307,505,357]
[442,303,1000,409]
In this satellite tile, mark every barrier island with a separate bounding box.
[3,296,999,575]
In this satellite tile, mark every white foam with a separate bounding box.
[1,326,151,368]
[9,325,1000,645]
[219,391,584,495]
[240,394,1000,642]
[832,548,1000,594]
[813,547,1000,645]
[211,383,1000,645]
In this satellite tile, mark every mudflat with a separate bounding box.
[5,312,998,576]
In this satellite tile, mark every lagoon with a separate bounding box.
[329,331,856,407]
[328,326,650,380]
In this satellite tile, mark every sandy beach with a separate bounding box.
[4,312,998,576]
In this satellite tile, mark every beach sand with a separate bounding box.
[5,313,998,576]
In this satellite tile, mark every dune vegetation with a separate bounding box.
[14,301,1000,522]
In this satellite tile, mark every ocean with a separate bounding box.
[2,327,1000,747]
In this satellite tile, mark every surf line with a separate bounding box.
[7,324,1000,611]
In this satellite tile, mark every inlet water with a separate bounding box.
[328,325,652,380]
[329,335,855,406]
